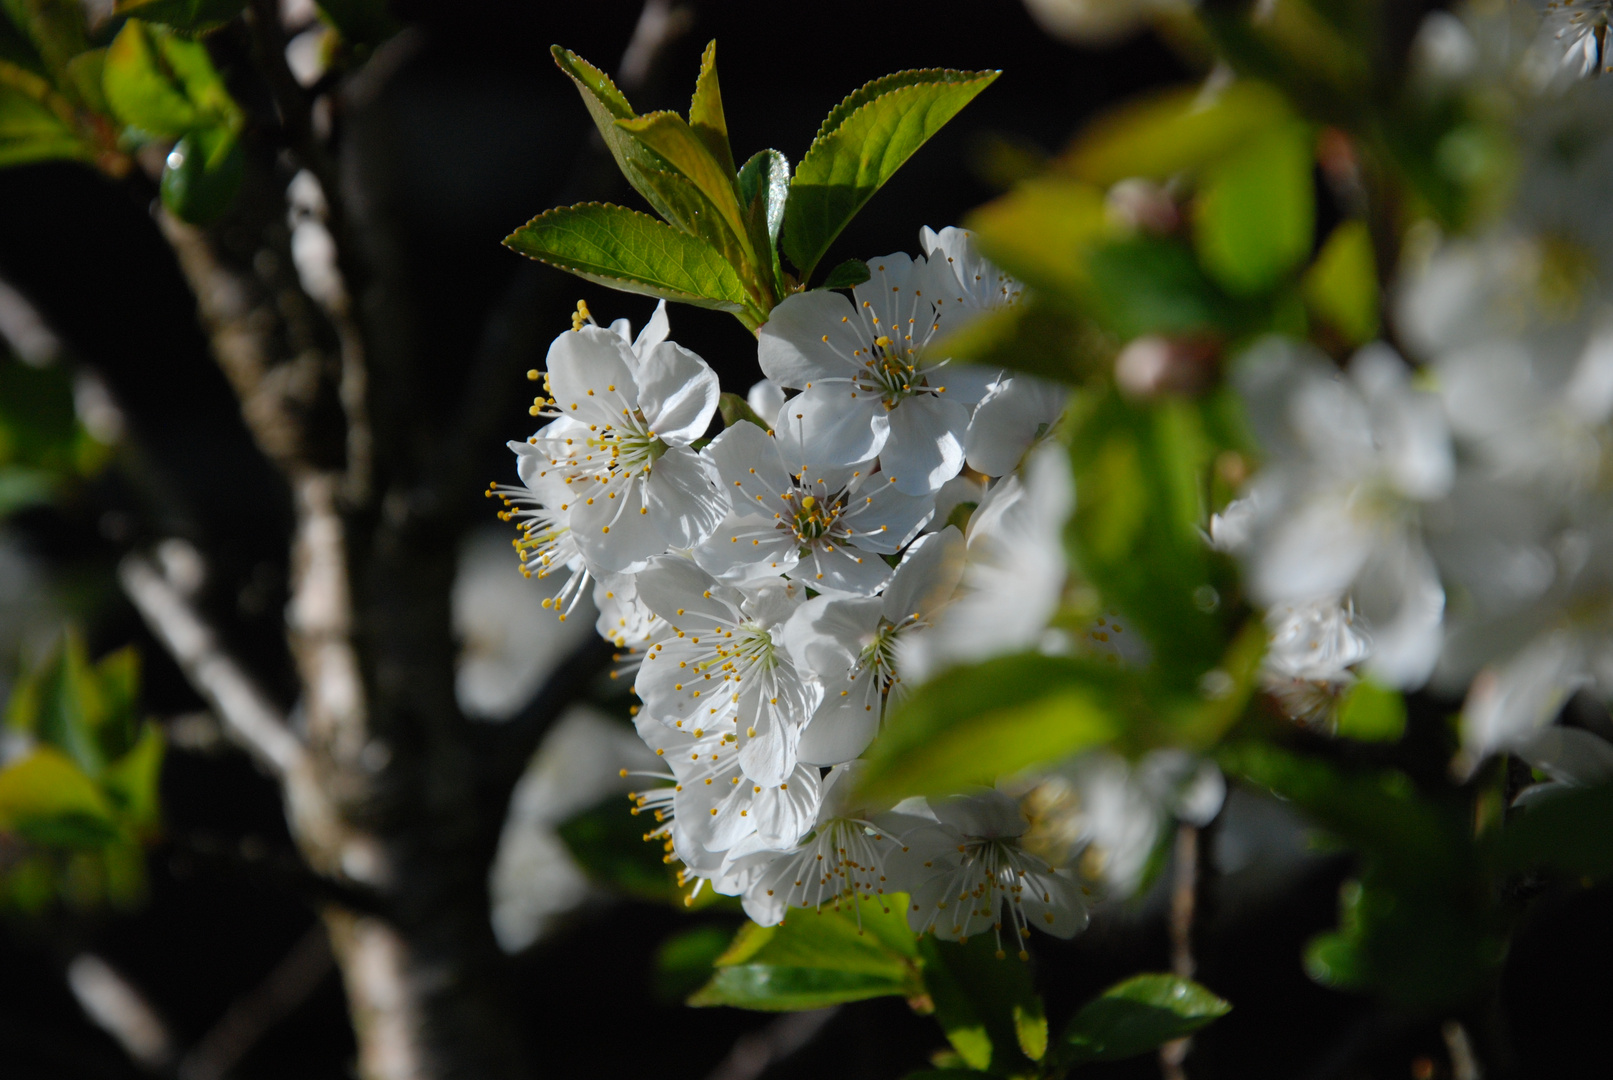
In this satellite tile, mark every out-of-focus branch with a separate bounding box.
[65,954,176,1073]
[701,1008,838,1080]
[243,0,340,234]
[120,554,303,778]
[178,924,334,1080]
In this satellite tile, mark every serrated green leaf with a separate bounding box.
[687,40,734,177]
[1,0,87,82]
[856,653,1121,806]
[1062,80,1292,187]
[1334,677,1405,742]
[113,0,245,34]
[821,258,870,290]
[615,109,757,280]
[0,747,119,845]
[1303,219,1379,346]
[1194,120,1315,296]
[103,18,240,136]
[1059,974,1230,1064]
[690,897,922,1010]
[550,45,733,278]
[505,203,752,316]
[783,69,998,280]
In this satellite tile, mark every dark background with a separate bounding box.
[0,1,1606,1077]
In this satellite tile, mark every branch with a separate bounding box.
[701,1008,838,1080]
[120,553,304,778]
[1160,822,1199,1080]
[178,924,334,1080]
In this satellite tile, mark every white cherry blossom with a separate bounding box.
[518,304,728,575]
[893,790,1089,955]
[694,419,933,595]
[784,528,966,766]
[631,557,821,786]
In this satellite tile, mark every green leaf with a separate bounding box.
[821,259,871,290]
[1086,238,1245,339]
[737,147,789,296]
[917,934,1046,1073]
[1062,80,1293,187]
[1193,120,1315,296]
[1333,677,1405,742]
[1302,219,1379,346]
[505,203,752,315]
[687,40,735,178]
[718,392,769,432]
[857,653,1121,806]
[113,0,246,34]
[783,69,998,280]
[615,109,758,282]
[930,299,1115,386]
[103,18,241,137]
[160,125,243,224]
[1065,391,1230,672]
[0,79,90,167]
[550,45,737,280]
[0,747,119,845]
[967,175,1112,302]
[654,923,737,1004]
[690,897,923,1011]
[101,723,163,833]
[1059,974,1230,1065]
[1489,783,1613,879]
[557,796,678,903]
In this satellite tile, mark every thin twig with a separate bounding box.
[177,923,335,1080]
[701,1008,838,1080]
[65,954,176,1073]
[120,554,303,778]
[1160,822,1199,1080]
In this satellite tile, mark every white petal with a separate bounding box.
[881,396,970,495]
[758,290,864,388]
[965,376,1067,477]
[632,299,670,358]
[633,555,743,629]
[642,447,728,551]
[747,379,787,428]
[637,341,719,445]
[775,383,888,471]
[797,673,881,766]
[751,764,824,848]
[882,526,965,624]
[546,326,639,427]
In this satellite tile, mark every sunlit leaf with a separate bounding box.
[857,654,1122,806]
[687,40,735,177]
[0,748,119,844]
[505,202,751,315]
[918,934,1044,1073]
[103,18,241,136]
[1194,120,1315,296]
[1062,80,1292,187]
[1302,219,1379,346]
[101,723,164,834]
[967,175,1111,302]
[783,69,998,280]
[932,299,1114,385]
[1059,974,1230,1065]
[689,897,922,1011]
[718,392,769,432]
[1333,677,1405,743]
[0,78,91,167]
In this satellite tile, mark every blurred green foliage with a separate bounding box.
[1,633,163,913]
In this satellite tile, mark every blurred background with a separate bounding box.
[0,1,1607,1078]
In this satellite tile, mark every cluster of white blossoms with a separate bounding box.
[493,228,1113,953]
[1217,2,1613,795]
